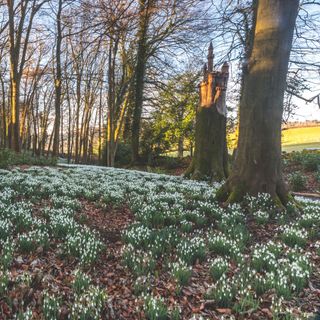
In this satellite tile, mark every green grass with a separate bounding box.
[282,142,320,153]
[227,126,320,153]
[159,126,320,157]
[282,127,320,150]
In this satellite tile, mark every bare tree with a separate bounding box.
[6,0,48,152]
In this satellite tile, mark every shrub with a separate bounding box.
[156,156,181,170]
[0,149,57,169]
[302,153,320,172]
[289,172,307,191]
[0,149,11,169]
[114,143,131,166]
[288,151,303,165]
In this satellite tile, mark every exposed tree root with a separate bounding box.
[215,177,295,211]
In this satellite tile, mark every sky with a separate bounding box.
[290,99,320,121]
[292,102,320,121]
[231,2,319,122]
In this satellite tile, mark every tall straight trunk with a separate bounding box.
[53,0,63,157]
[65,70,72,163]
[82,104,92,164]
[178,137,184,159]
[6,0,45,153]
[31,92,39,155]
[89,110,98,163]
[79,99,87,161]
[7,0,20,153]
[75,74,81,163]
[60,101,64,156]
[9,76,20,152]
[47,128,54,157]
[0,76,6,147]
[123,98,133,144]
[25,111,31,151]
[98,83,103,163]
[131,0,152,163]
[217,0,299,207]
[106,40,116,167]
[67,92,72,163]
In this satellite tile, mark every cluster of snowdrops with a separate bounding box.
[0,165,319,319]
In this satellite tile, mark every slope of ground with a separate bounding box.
[0,166,319,319]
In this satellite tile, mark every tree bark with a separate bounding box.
[0,74,7,148]
[185,44,229,182]
[9,76,20,152]
[178,136,184,159]
[6,0,45,153]
[131,0,152,164]
[53,0,63,157]
[216,0,299,207]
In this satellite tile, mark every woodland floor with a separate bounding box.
[162,156,320,195]
[3,200,319,319]
[0,165,320,319]
[79,202,320,320]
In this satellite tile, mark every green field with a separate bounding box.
[282,126,320,152]
[164,126,320,157]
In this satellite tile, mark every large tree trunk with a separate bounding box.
[131,0,152,164]
[186,107,229,181]
[185,44,229,181]
[216,0,299,207]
